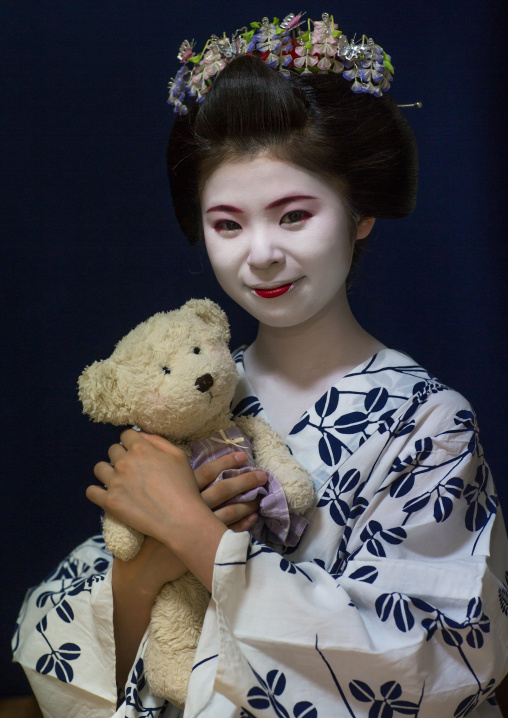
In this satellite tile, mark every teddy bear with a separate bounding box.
[78,298,315,709]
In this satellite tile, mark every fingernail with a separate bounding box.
[234,452,246,464]
[256,471,267,483]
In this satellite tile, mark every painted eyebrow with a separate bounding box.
[264,195,317,210]
[205,204,244,214]
[205,195,317,214]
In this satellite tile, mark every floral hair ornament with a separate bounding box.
[168,12,421,115]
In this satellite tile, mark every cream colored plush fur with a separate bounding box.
[78,298,315,709]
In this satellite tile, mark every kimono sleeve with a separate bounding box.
[12,535,119,717]
[208,392,508,718]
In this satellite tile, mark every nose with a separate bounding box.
[247,228,285,270]
[195,373,214,393]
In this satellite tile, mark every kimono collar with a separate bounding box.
[231,347,437,493]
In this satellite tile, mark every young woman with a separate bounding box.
[13,14,508,718]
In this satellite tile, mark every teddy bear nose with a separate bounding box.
[195,373,214,393]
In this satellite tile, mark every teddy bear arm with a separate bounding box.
[233,415,315,515]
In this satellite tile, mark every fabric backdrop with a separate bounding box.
[2,0,507,698]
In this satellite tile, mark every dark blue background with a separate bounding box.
[2,0,507,698]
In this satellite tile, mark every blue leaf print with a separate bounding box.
[338,469,361,492]
[279,558,313,582]
[364,387,389,412]
[290,414,310,435]
[247,687,271,710]
[368,700,392,717]
[315,387,339,418]
[422,617,439,641]
[349,566,378,584]
[94,557,110,573]
[444,477,464,498]
[330,498,350,527]
[402,494,430,516]
[389,473,415,498]
[454,410,476,431]
[334,411,369,434]
[434,495,453,523]
[56,601,74,624]
[293,701,317,718]
[380,527,406,545]
[467,597,482,621]
[55,660,73,683]
[380,682,402,701]
[233,396,263,418]
[376,594,415,632]
[57,643,81,661]
[36,654,54,675]
[454,693,478,717]
[360,521,383,541]
[318,433,343,466]
[410,597,435,613]
[465,503,488,532]
[393,598,415,632]
[376,594,394,622]
[394,422,415,437]
[349,680,376,702]
[267,670,286,696]
[442,628,463,647]
[350,494,368,519]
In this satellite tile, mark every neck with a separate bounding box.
[244,288,385,388]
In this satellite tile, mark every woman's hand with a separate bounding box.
[88,430,267,587]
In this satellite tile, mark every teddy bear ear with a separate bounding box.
[78,359,131,425]
[181,298,231,343]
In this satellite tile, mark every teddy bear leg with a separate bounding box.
[144,573,210,709]
[102,512,144,561]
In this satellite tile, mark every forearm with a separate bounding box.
[112,546,186,688]
[159,503,228,593]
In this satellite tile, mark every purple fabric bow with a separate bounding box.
[189,426,308,547]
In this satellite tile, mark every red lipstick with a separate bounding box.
[254,282,293,298]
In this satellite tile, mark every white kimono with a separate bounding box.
[13,348,508,717]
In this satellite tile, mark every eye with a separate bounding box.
[214,219,242,235]
[280,210,311,225]
[161,366,171,375]
[193,347,201,354]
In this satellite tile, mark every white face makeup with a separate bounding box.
[201,155,361,330]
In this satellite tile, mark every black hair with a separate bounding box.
[167,54,418,268]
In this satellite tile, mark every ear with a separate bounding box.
[181,298,231,343]
[78,359,131,425]
[356,217,375,240]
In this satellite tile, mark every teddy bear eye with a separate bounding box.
[161,366,171,375]
[193,347,201,354]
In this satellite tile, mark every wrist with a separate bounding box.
[160,505,227,592]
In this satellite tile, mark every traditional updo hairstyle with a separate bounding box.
[167,54,418,270]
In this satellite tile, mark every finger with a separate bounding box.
[93,460,115,486]
[194,452,247,491]
[119,428,152,449]
[214,499,261,526]
[137,431,181,454]
[229,513,258,533]
[201,470,266,508]
[86,483,109,508]
[108,443,126,463]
